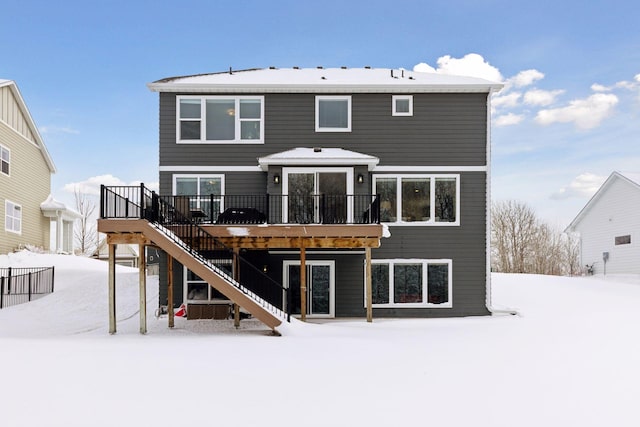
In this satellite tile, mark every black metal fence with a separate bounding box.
[0,267,55,309]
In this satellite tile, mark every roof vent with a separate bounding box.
[317,66,324,69]
[321,76,326,80]
[229,66,233,75]
[269,66,276,69]
[313,147,322,152]
[293,66,300,70]
[341,66,347,69]
[365,66,371,69]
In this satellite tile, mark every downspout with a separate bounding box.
[485,90,518,316]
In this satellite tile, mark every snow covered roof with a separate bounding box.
[0,79,56,173]
[148,67,503,94]
[258,147,379,171]
[40,195,81,220]
[565,171,640,232]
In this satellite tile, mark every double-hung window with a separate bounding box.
[5,200,21,234]
[177,96,264,143]
[373,175,459,225]
[1,145,9,176]
[369,259,452,307]
[316,96,351,132]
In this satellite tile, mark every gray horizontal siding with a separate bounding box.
[159,92,488,167]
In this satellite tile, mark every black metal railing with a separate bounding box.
[101,184,291,321]
[153,193,380,225]
[0,267,55,309]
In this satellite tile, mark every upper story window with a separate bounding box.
[316,96,351,132]
[392,95,413,116]
[177,96,264,144]
[5,200,21,234]
[373,174,459,225]
[1,145,9,176]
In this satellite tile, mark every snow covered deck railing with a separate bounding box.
[0,267,55,309]
[100,184,380,225]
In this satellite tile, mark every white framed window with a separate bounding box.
[176,96,264,143]
[373,174,460,225]
[315,96,351,132]
[366,259,452,308]
[392,95,413,116]
[1,144,9,176]
[5,200,21,234]
[184,267,232,303]
[173,174,225,220]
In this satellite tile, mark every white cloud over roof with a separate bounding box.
[64,174,159,196]
[551,173,607,200]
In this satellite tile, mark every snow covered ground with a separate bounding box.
[1,251,639,426]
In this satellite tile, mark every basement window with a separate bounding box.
[615,235,631,245]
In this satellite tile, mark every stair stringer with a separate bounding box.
[139,221,284,330]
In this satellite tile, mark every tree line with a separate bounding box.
[491,200,580,276]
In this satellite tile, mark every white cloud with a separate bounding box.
[40,126,80,135]
[591,83,609,92]
[494,113,525,127]
[506,69,544,88]
[413,62,436,73]
[523,89,565,106]
[535,93,618,130]
[64,174,159,196]
[635,74,640,83]
[492,92,522,109]
[550,173,607,200]
[413,53,502,82]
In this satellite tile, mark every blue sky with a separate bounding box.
[2,0,639,227]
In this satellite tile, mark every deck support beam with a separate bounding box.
[139,243,147,334]
[108,243,116,334]
[167,254,174,328]
[365,247,373,323]
[300,247,306,322]
[233,248,241,328]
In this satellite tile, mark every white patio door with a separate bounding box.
[283,167,353,223]
[283,260,335,318]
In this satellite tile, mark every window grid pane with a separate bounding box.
[401,178,430,222]
[372,264,390,304]
[319,99,348,128]
[395,99,410,113]
[427,264,449,304]
[376,178,397,222]
[393,264,422,303]
[206,99,235,140]
[435,178,456,222]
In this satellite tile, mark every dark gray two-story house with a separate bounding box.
[99,67,502,332]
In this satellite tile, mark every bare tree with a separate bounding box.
[491,200,580,276]
[74,188,98,256]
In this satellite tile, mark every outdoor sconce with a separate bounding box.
[273,174,280,184]
[357,174,364,184]
[262,264,268,273]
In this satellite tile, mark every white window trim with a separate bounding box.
[282,167,354,223]
[0,144,9,177]
[372,174,460,226]
[392,95,413,116]
[315,95,352,132]
[5,200,22,234]
[172,174,225,211]
[184,266,232,304]
[364,258,453,308]
[176,95,265,144]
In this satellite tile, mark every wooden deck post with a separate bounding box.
[233,248,241,328]
[365,247,373,323]
[108,243,116,334]
[167,253,174,328]
[300,247,306,322]
[139,243,147,334]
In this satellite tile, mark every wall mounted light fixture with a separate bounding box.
[273,174,280,184]
[357,174,364,184]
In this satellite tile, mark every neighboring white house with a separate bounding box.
[565,171,640,275]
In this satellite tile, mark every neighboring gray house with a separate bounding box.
[99,67,502,329]
[566,171,640,275]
